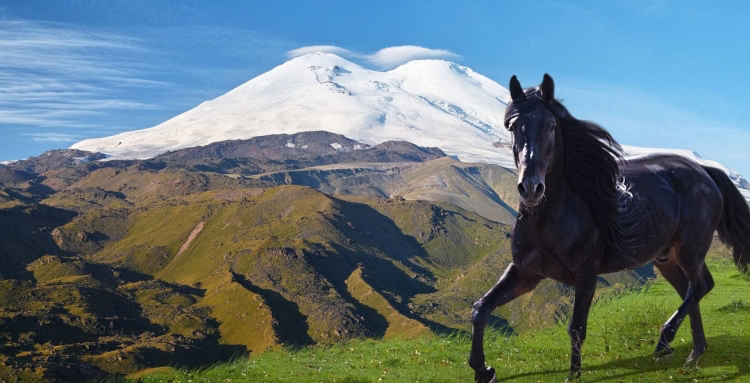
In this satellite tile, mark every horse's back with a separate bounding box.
[624,154,722,209]
[622,154,723,259]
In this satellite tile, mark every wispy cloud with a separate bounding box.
[286,45,461,70]
[0,20,164,129]
[23,133,83,143]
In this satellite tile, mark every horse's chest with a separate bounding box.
[512,211,596,284]
[513,247,576,284]
[517,209,587,247]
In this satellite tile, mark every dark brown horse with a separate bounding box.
[468,74,750,382]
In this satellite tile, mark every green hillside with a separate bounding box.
[0,146,663,381]
[2,180,525,380]
[130,245,750,383]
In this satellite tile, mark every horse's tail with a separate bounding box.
[704,166,750,272]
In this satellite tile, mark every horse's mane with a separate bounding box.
[548,100,640,256]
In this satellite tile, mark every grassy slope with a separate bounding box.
[133,245,750,383]
[0,164,701,381]
[0,182,654,380]
[250,157,519,225]
[74,186,515,358]
[3,182,520,381]
[345,266,431,340]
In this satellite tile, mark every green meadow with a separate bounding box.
[128,249,750,383]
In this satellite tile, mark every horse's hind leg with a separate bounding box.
[654,245,714,365]
[685,265,714,365]
[653,259,689,358]
[469,263,542,383]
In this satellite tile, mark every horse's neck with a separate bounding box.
[519,148,580,222]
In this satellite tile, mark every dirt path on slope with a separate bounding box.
[165,221,204,270]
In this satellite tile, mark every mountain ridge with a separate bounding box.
[71,53,515,166]
[68,52,748,200]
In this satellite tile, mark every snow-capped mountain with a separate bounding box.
[72,52,514,167]
[71,52,748,200]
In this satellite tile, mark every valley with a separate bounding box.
[0,132,652,381]
[1,54,746,383]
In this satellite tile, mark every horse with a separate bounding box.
[468,74,750,382]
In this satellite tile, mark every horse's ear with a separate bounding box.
[509,75,525,101]
[540,73,554,102]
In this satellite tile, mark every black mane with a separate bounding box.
[510,92,638,256]
[550,100,640,256]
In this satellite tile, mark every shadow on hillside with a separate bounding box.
[129,338,249,373]
[23,181,58,199]
[97,326,250,382]
[0,203,78,280]
[0,307,102,354]
[343,248,460,336]
[487,316,516,335]
[231,271,315,347]
[316,198,464,335]
[292,253,391,340]
[110,266,155,283]
[328,198,437,284]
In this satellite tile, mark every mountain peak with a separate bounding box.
[71,55,514,166]
[285,51,358,65]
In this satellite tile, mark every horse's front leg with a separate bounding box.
[469,263,542,383]
[567,273,597,381]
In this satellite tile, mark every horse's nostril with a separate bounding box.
[518,183,527,197]
[535,183,545,196]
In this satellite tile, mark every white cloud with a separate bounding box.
[286,45,461,70]
[286,45,359,59]
[0,20,163,129]
[366,46,460,69]
[23,133,83,143]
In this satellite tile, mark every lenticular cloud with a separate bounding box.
[286,45,358,59]
[285,45,461,70]
[365,46,460,69]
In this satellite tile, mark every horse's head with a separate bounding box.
[504,74,559,208]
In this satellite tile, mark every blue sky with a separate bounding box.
[1,1,749,175]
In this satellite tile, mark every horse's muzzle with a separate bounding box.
[518,178,545,207]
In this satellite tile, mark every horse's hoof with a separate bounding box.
[684,353,702,368]
[474,366,496,383]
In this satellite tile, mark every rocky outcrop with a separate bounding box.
[5,149,107,175]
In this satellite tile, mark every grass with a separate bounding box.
[126,254,750,383]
